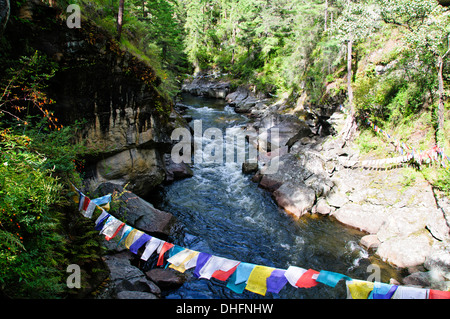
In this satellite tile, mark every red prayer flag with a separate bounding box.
[296,269,320,288]
[157,242,174,266]
[211,264,239,281]
[429,289,450,299]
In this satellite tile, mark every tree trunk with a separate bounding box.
[0,0,10,36]
[324,0,328,32]
[117,0,125,40]
[437,55,445,146]
[341,39,357,141]
[347,39,354,116]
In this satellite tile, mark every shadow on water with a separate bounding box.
[150,94,401,299]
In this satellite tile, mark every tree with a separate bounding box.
[117,0,125,40]
[331,0,380,141]
[378,0,450,146]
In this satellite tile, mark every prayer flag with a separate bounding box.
[266,269,288,294]
[429,289,450,299]
[346,280,374,299]
[284,266,307,287]
[100,216,125,241]
[168,250,200,273]
[193,252,212,278]
[211,264,239,281]
[245,266,275,296]
[157,242,174,267]
[91,194,112,206]
[296,269,320,288]
[198,256,229,280]
[226,262,256,294]
[316,270,351,288]
[371,282,398,299]
[94,210,110,231]
[124,229,141,249]
[141,237,163,261]
[392,286,428,299]
[129,233,151,255]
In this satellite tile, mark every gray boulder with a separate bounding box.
[102,251,161,298]
[95,182,176,237]
[145,269,187,290]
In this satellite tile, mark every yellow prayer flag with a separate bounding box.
[347,280,374,299]
[101,202,110,211]
[245,266,275,296]
[169,251,200,273]
[124,229,139,249]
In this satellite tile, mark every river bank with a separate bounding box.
[181,75,450,292]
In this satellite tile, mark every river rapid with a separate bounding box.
[151,93,400,299]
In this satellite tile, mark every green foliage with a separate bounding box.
[0,130,67,298]
[0,51,100,298]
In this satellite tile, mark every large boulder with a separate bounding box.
[181,77,230,99]
[95,182,176,237]
[96,148,166,197]
[101,251,161,299]
[145,269,187,290]
[273,181,316,219]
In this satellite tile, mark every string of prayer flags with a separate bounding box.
[245,266,276,296]
[339,105,450,170]
[71,185,450,299]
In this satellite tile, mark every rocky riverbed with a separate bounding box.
[93,76,450,299]
[180,76,450,291]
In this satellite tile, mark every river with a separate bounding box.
[150,93,401,299]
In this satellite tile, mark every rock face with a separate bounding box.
[4,0,187,198]
[182,76,230,99]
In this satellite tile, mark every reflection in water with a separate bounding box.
[152,94,400,299]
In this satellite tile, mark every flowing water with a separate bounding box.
[151,93,401,299]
